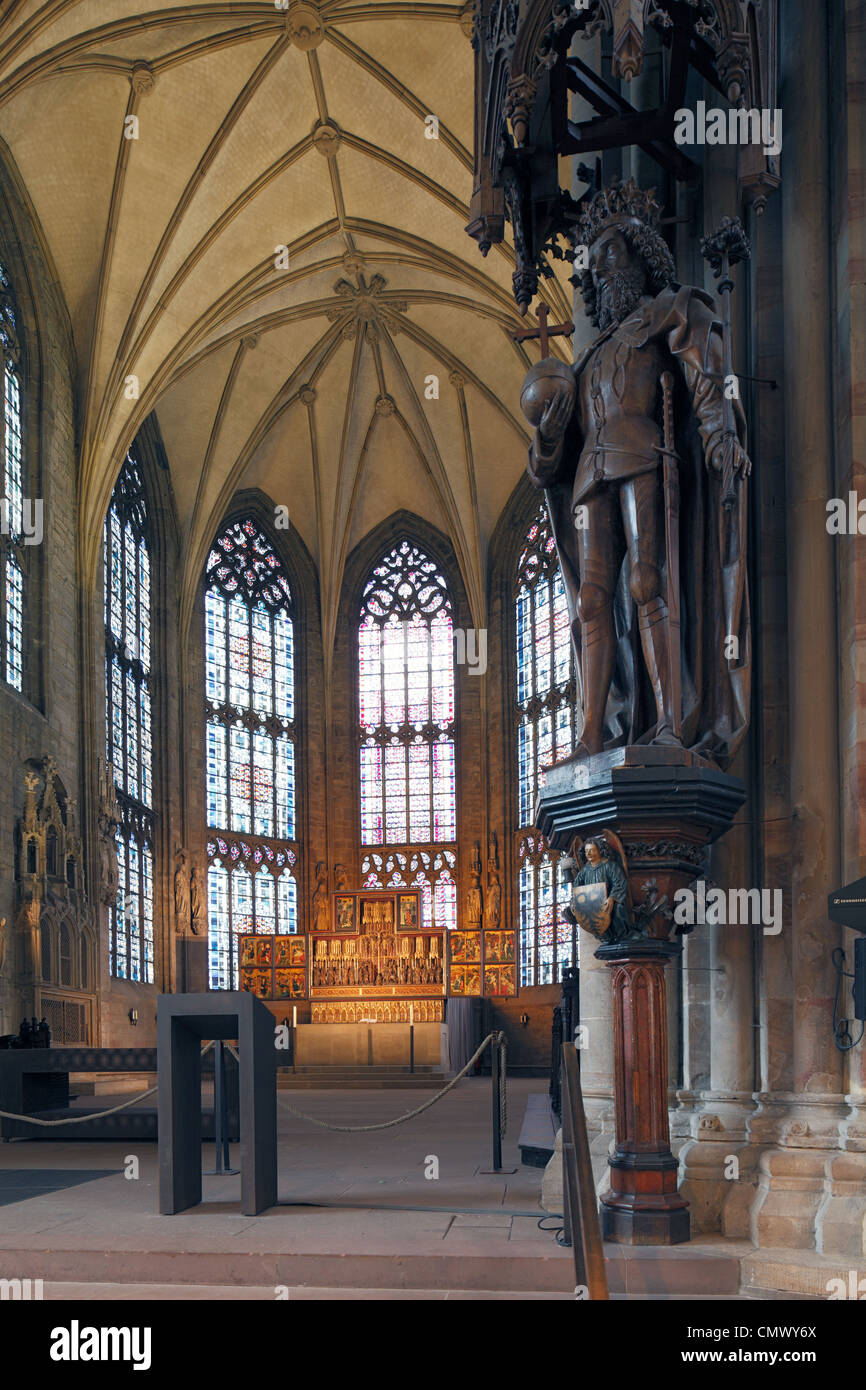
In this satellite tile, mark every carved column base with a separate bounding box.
[677,1091,757,1234]
[817,1150,866,1259]
[746,1092,853,1251]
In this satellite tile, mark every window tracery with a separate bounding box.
[204,518,298,989]
[358,540,457,931]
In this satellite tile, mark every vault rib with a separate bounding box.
[80,78,141,496]
[376,317,482,625]
[187,336,249,550]
[0,9,279,104]
[91,33,290,458]
[179,318,349,645]
[324,26,472,172]
[115,135,316,398]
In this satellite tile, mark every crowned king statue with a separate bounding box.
[522,180,751,767]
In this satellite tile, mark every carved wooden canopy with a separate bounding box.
[467,0,779,311]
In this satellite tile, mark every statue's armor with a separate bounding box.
[527,284,745,754]
[572,330,667,506]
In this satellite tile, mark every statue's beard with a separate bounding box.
[595,266,646,329]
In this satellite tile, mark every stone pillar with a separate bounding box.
[819,0,866,1256]
[578,924,616,1178]
[679,916,757,1234]
[748,0,849,1252]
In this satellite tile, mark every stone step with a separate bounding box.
[741,1250,866,1301]
[283,1064,440,1074]
[277,1076,448,1089]
[0,1241,743,1295]
[37,1281,756,1302]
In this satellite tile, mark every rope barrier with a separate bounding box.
[0,1042,214,1128]
[227,1032,503,1134]
[0,1033,508,1139]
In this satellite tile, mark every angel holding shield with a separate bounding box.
[565,831,644,945]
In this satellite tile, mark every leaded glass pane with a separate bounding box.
[204,517,297,975]
[104,451,155,983]
[357,539,457,929]
[2,267,26,690]
[514,507,578,985]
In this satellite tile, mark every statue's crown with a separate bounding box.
[576,178,663,248]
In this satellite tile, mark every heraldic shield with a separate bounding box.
[570,881,609,939]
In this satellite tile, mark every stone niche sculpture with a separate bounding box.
[14,758,94,1012]
[96,759,122,907]
[173,847,190,936]
[525,181,753,1249]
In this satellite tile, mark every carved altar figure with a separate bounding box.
[173,847,190,935]
[525,180,751,767]
[485,833,502,930]
[311,861,329,932]
[466,842,483,928]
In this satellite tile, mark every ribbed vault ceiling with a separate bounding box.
[0,0,573,654]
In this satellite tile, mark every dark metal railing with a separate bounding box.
[560,1042,609,1300]
[549,1004,563,1119]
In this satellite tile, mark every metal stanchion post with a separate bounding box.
[480,1034,516,1175]
[206,1039,239,1176]
[491,1035,502,1170]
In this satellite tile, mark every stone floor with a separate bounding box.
[0,1078,833,1299]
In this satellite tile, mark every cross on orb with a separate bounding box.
[511,301,574,357]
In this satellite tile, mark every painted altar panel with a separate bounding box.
[239,888,518,1008]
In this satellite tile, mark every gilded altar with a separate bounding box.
[239,885,517,1016]
[311,889,445,1014]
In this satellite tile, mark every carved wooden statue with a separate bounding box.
[466,842,483,928]
[484,832,502,930]
[311,861,330,933]
[523,180,751,768]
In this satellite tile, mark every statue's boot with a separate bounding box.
[639,597,682,745]
[576,603,616,757]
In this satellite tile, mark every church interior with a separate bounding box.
[0,0,865,1325]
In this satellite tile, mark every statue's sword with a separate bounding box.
[660,370,682,740]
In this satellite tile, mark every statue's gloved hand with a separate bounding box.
[708,433,752,480]
[538,387,573,446]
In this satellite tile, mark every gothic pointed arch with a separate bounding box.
[103,445,157,982]
[202,504,306,989]
[342,513,471,933]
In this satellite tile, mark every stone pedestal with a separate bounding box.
[536,745,746,1245]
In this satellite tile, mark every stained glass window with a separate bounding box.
[104,450,155,982]
[1,260,25,691]
[358,541,457,930]
[515,507,577,984]
[361,849,457,934]
[205,518,298,988]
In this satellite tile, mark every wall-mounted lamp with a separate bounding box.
[520,1012,529,1028]
[128,1008,138,1026]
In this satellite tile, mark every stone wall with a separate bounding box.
[0,148,80,1039]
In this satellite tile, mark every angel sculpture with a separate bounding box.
[564,831,647,946]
